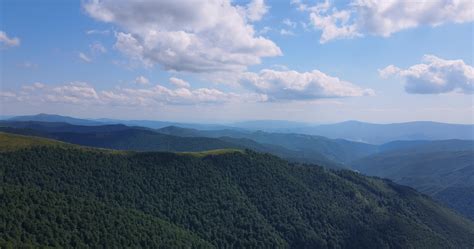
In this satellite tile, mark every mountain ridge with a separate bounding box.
[1,132,473,248]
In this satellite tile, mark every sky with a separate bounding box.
[1,0,473,124]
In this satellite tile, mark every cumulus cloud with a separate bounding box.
[78,52,92,63]
[46,82,99,103]
[380,55,474,94]
[378,65,401,79]
[82,0,281,72]
[135,76,150,85]
[169,77,191,88]
[295,0,474,43]
[0,31,20,47]
[240,69,374,101]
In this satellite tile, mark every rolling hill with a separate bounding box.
[1,132,473,248]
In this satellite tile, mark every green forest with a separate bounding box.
[1,133,473,248]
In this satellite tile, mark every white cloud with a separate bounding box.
[22,82,45,91]
[240,69,374,101]
[83,0,281,72]
[0,30,20,47]
[47,82,99,104]
[380,55,474,94]
[78,52,92,63]
[283,18,297,28]
[378,65,401,79]
[135,76,150,85]
[298,0,474,43]
[310,8,360,43]
[8,81,266,106]
[244,0,269,22]
[169,77,191,88]
[280,29,295,36]
[90,41,107,53]
[85,29,111,35]
[0,91,17,99]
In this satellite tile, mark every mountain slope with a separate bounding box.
[157,126,377,164]
[1,133,473,248]
[351,142,474,220]
[2,185,212,249]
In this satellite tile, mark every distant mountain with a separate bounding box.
[157,126,378,164]
[97,118,234,130]
[0,121,342,169]
[0,120,133,133]
[293,121,474,144]
[8,114,235,131]
[377,139,474,153]
[230,120,312,132]
[9,113,104,126]
[0,115,14,120]
[351,140,474,220]
[2,132,473,248]
[10,115,473,144]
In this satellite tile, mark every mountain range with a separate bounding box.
[1,132,473,248]
[6,114,474,143]
[2,114,473,223]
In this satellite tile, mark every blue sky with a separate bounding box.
[1,0,473,123]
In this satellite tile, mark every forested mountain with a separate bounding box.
[7,113,233,130]
[0,120,134,133]
[0,122,342,169]
[1,132,473,248]
[157,126,378,164]
[8,113,103,126]
[352,141,474,220]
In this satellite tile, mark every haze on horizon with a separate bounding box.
[1,0,473,124]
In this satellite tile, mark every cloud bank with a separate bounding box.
[2,81,267,107]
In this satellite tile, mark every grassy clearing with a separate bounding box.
[178,148,244,157]
[0,132,128,155]
[0,132,68,152]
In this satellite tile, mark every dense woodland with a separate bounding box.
[1,133,473,248]
[352,149,474,220]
